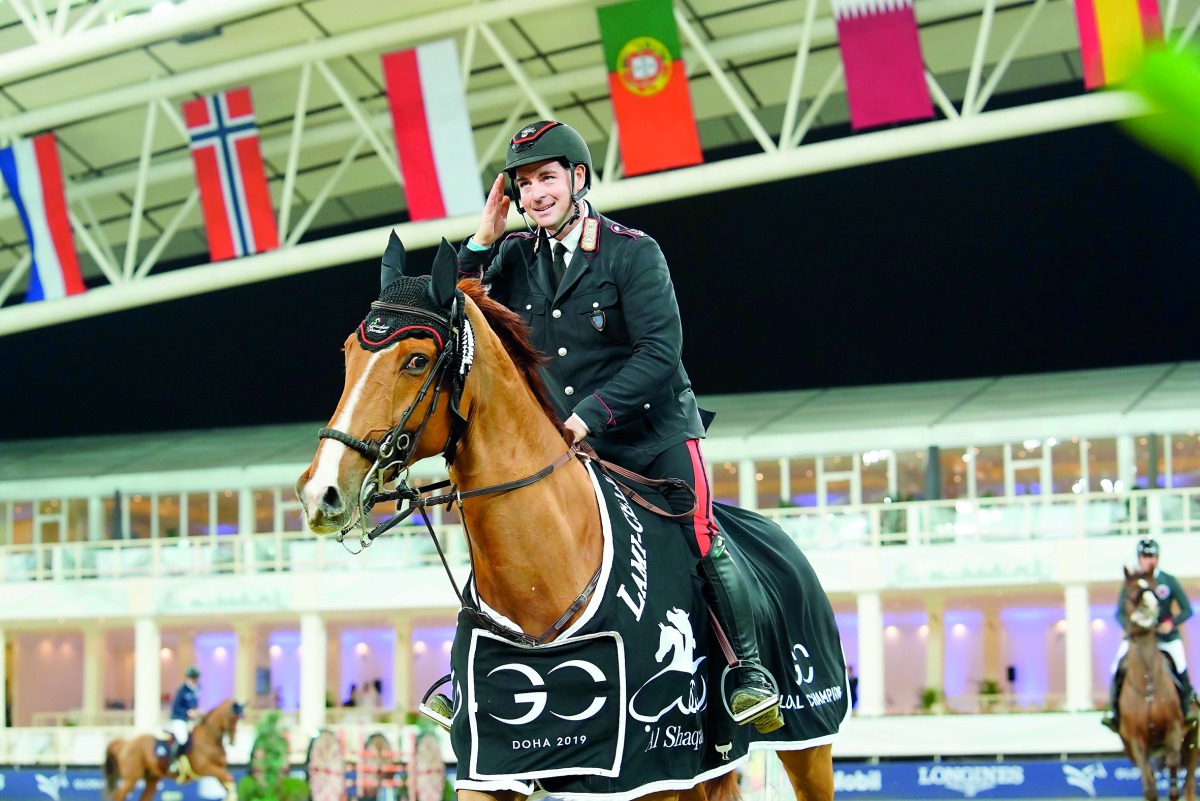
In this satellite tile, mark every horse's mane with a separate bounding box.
[459,280,569,442]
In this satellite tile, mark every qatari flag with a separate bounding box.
[382,39,484,221]
[182,87,279,262]
[832,0,933,130]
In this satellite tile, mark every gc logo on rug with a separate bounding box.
[463,629,628,780]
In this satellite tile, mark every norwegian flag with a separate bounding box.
[182,87,278,261]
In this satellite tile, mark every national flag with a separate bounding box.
[0,133,85,302]
[182,87,278,262]
[381,39,484,221]
[598,0,702,177]
[1074,0,1162,89]
[832,0,933,130]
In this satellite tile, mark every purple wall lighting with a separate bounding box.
[339,629,396,709]
[999,607,1059,708]
[882,611,928,714]
[268,631,301,711]
[944,610,983,709]
[410,625,456,712]
[194,632,237,709]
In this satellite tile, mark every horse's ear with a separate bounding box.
[380,230,407,289]
[1124,565,1132,579]
[232,702,244,717]
[427,238,457,310]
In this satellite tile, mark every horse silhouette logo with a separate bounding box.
[1062,763,1107,797]
[34,773,67,801]
[629,608,708,722]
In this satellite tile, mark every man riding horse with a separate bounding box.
[168,666,201,772]
[453,120,782,732]
[1103,537,1197,732]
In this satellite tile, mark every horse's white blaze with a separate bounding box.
[304,349,388,513]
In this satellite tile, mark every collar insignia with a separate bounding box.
[581,217,599,252]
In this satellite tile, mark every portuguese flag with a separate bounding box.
[598,0,702,177]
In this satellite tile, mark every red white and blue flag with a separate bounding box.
[0,133,86,302]
[182,87,278,262]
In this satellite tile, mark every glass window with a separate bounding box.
[253,490,275,534]
[1135,435,1164,489]
[67,499,89,542]
[158,495,181,538]
[188,493,211,537]
[940,448,966,500]
[216,490,238,535]
[11,502,32,545]
[1053,439,1083,494]
[821,453,855,506]
[786,458,817,507]
[128,494,151,539]
[861,450,890,504]
[1088,438,1119,492]
[711,461,739,506]
[974,446,1004,498]
[754,459,782,510]
[1170,431,1200,488]
[896,450,926,501]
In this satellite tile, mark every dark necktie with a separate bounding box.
[551,242,567,292]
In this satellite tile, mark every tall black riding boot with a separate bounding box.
[699,534,783,733]
[1178,668,1198,723]
[1101,666,1125,732]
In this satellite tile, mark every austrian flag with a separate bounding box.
[182,87,278,262]
[832,0,933,130]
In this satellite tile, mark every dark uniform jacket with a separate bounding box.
[457,206,704,470]
[1115,568,1193,642]
[170,682,199,721]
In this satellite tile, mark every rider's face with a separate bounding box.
[515,159,583,234]
[1139,554,1158,573]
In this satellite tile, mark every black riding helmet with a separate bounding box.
[1137,537,1159,557]
[505,120,592,215]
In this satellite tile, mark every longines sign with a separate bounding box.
[155,584,290,614]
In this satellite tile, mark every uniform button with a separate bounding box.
[552,309,562,318]
[525,304,532,310]
[565,386,575,396]
[644,403,650,410]
[558,347,567,356]
[592,302,600,308]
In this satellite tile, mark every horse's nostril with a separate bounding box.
[321,486,343,512]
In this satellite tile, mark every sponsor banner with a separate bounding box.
[831,758,1173,798]
[0,769,245,801]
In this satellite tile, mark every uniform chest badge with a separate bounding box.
[590,310,606,331]
[1156,584,1171,600]
[581,217,599,252]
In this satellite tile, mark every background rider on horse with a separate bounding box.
[455,119,783,733]
[168,666,201,771]
[1103,538,1197,732]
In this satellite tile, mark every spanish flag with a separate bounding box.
[597,0,702,177]
[1074,0,1162,88]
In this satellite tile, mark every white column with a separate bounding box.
[299,613,327,734]
[1064,583,1093,712]
[856,592,885,717]
[737,459,757,510]
[234,624,258,707]
[83,628,105,724]
[0,627,7,728]
[1116,435,1136,491]
[925,597,945,700]
[133,618,162,731]
[393,617,413,715]
[778,458,790,505]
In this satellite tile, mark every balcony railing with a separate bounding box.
[1,487,1197,582]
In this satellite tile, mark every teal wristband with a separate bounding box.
[466,238,489,252]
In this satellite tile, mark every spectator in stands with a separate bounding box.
[1102,537,1196,731]
[344,684,357,707]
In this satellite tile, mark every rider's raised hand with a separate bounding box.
[473,173,511,247]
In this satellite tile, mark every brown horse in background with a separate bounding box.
[296,248,835,801]
[104,699,242,801]
[1117,568,1198,801]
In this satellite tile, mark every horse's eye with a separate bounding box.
[404,354,429,372]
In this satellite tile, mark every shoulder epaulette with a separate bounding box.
[608,222,645,239]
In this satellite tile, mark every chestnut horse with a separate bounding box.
[104,699,242,801]
[296,241,834,801]
[1116,568,1198,801]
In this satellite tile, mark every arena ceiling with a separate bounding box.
[0,0,1191,334]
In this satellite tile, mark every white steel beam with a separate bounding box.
[779,0,820,149]
[0,0,598,140]
[926,70,960,120]
[674,6,776,153]
[972,0,1048,114]
[790,64,843,148]
[476,22,554,121]
[68,209,121,285]
[279,61,313,242]
[0,254,31,307]
[65,0,115,36]
[8,0,49,43]
[962,0,997,116]
[314,59,402,187]
[134,189,199,280]
[123,101,157,280]
[0,0,301,85]
[284,134,367,248]
[0,91,1151,336]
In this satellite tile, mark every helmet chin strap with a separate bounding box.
[548,199,581,240]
